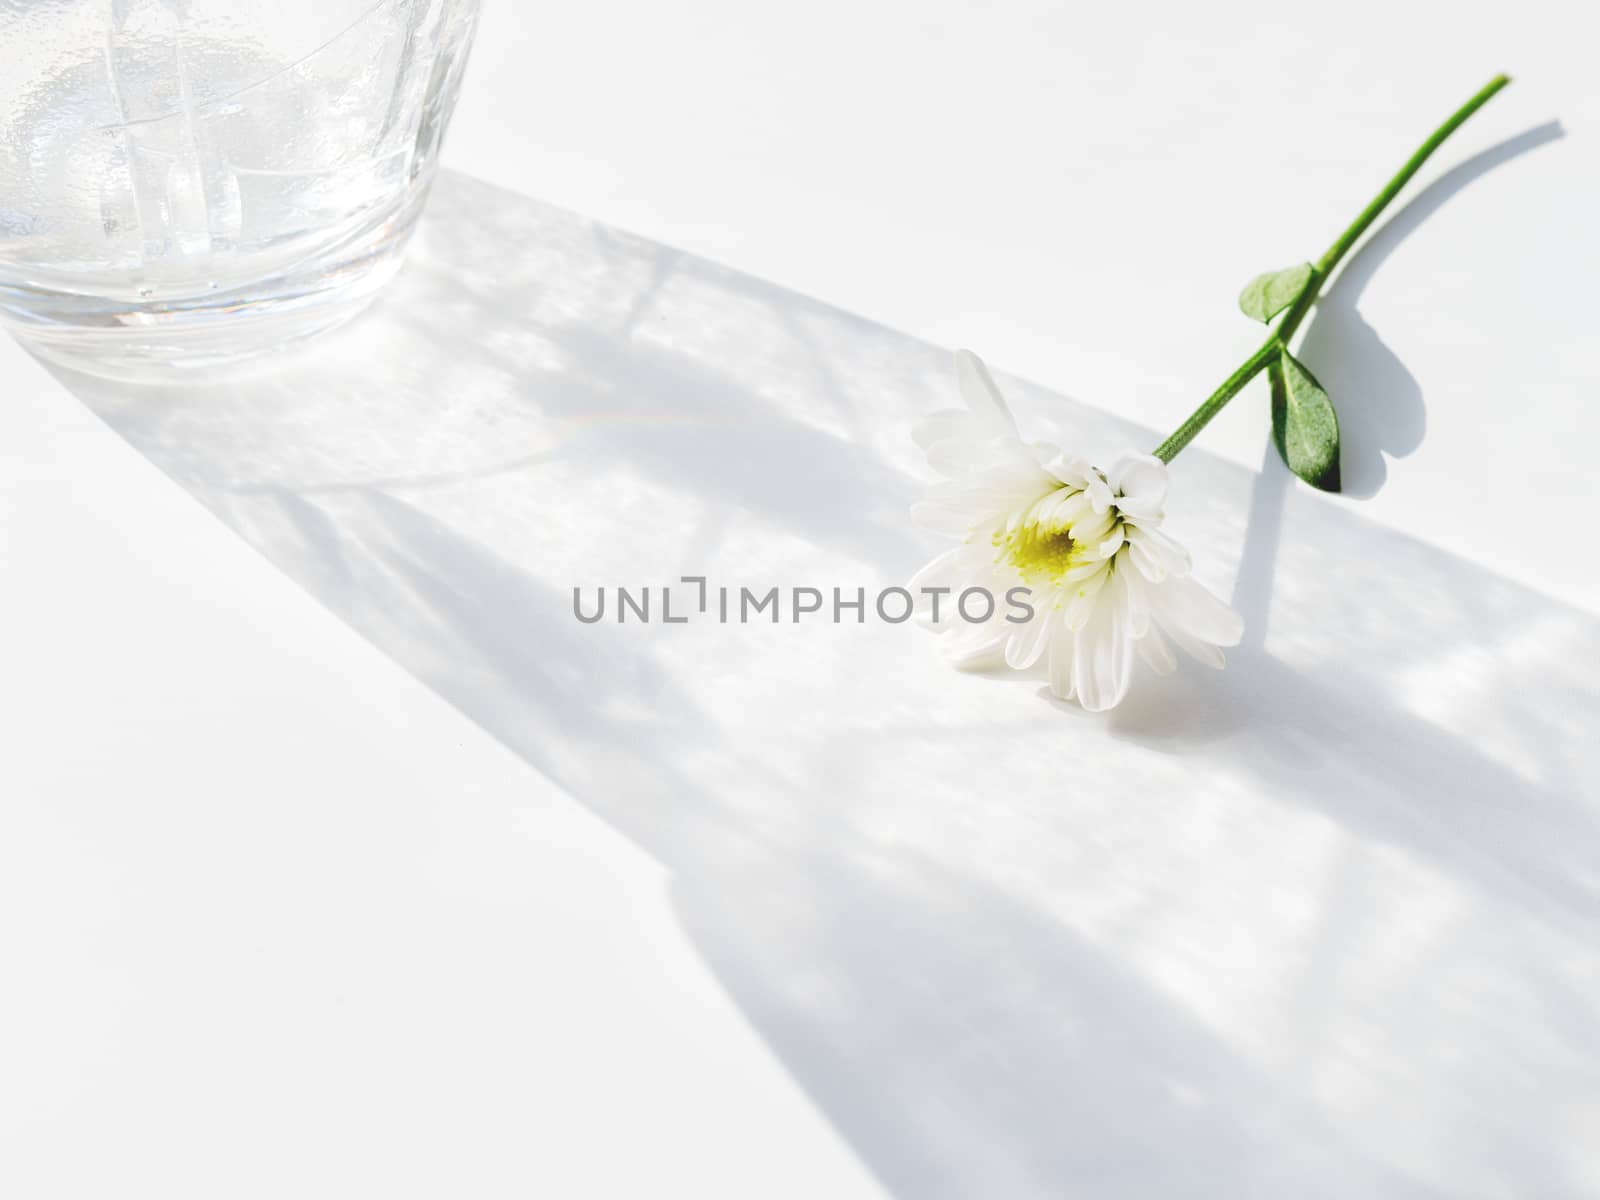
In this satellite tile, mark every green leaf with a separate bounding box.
[1271,350,1341,491]
[1239,263,1314,323]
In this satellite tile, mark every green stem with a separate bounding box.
[1153,73,1511,463]
[1148,340,1279,467]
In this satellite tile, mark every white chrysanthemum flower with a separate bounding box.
[910,350,1244,711]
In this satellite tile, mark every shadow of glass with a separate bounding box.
[1296,122,1564,498]
[47,169,1600,1198]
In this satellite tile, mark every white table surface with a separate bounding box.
[4,3,1599,1197]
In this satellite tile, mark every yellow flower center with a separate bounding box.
[997,523,1077,582]
[991,484,1125,585]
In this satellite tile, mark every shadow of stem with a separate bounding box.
[1295,122,1564,498]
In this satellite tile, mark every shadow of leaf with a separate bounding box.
[1297,122,1564,497]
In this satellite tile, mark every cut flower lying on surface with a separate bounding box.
[911,73,1514,710]
[911,352,1242,711]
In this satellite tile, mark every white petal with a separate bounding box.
[1126,535,1164,581]
[1063,568,1109,630]
[1097,523,1126,558]
[1151,575,1245,647]
[1136,626,1178,675]
[945,637,1009,670]
[1085,473,1114,513]
[1125,524,1191,580]
[1112,495,1165,524]
[924,471,1054,534]
[1108,453,1169,510]
[909,545,975,605]
[1047,619,1076,700]
[955,350,1021,438]
[1068,507,1116,547]
[925,476,1024,515]
[931,453,1058,511]
[1072,570,1135,712]
[1029,485,1082,528]
[985,458,1062,505]
[916,555,1010,627]
[1061,557,1108,586]
[1049,487,1093,528]
[1038,452,1097,490]
[925,437,984,477]
[1160,624,1227,669]
[980,434,1044,468]
[912,409,978,450]
[939,611,1010,668]
[1117,554,1152,637]
[1004,607,1054,669]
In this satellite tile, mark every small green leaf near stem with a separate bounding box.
[1153,73,1512,466]
[1273,350,1341,490]
[1239,263,1314,323]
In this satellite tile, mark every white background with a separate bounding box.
[4,2,1600,1197]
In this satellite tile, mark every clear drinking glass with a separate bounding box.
[0,0,481,378]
